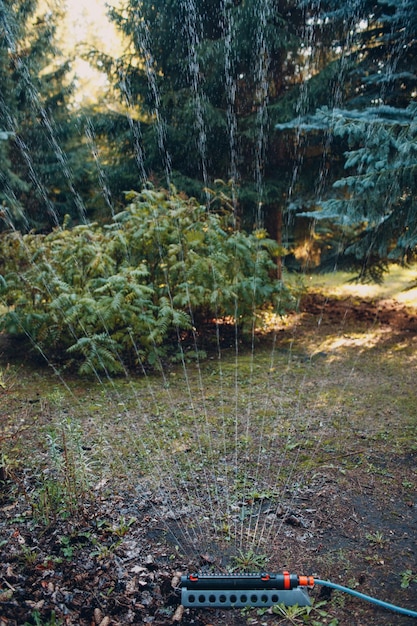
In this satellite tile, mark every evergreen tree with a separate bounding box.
[0,0,88,230]
[291,105,417,277]
[0,0,31,226]
[273,0,417,274]
[95,0,303,225]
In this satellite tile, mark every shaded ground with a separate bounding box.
[1,292,416,625]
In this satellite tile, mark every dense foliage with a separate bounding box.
[0,186,292,373]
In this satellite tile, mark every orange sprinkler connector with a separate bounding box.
[283,571,291,589]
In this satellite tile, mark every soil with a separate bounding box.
[0,293,416,626]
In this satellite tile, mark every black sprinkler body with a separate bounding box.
[180,572,314,608]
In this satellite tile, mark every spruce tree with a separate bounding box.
[0,0,86,230]
[0,0,30,227]
[97,0,303,225]
[274,0,417,275]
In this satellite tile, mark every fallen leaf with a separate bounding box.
[172,604,184,622]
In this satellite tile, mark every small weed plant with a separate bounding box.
[24,611,62,626]
[365,530,386,547]
[400,569,417,589]
[266,599,339,625]
[31,415,94,525]
[230,549,269,572]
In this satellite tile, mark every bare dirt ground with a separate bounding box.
[0,293,416,626]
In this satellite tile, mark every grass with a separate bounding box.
[2,285,415,497]
[305,265,417,305]
[2,315,415,529]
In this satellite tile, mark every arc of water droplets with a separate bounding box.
[180,0,208,189]
[2,103,58,228]
[83,117,116,217]
[221,0,239,208]
[253,0,272,227]
[233,0,275,551]
[0,0,231,552]
[0,0,223,539]
[140,195,231,547]
[117,67,148,183]
[249,0,413,555]
[247,1,349,556]
[1,0,412,572]
[131,10,172,186]
[315,0,365,202]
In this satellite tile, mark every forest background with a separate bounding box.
[1,0,416,270]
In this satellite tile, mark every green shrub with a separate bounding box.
[0,185,294,373]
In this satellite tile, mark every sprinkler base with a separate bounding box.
[181,586,311,608]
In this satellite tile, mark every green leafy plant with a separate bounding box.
[400,569,417,589]
[269,599,339,625]
[31,417,93,525]
[104,515,136,537]
[0,185,294,374]
[365,530,386,547]
[19,544,39,567]
[230,549,269,572]
[24,610,62,626]
[58,535,74,559]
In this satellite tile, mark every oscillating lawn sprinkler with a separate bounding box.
[179,571,417,618]
[180,572,313,608]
